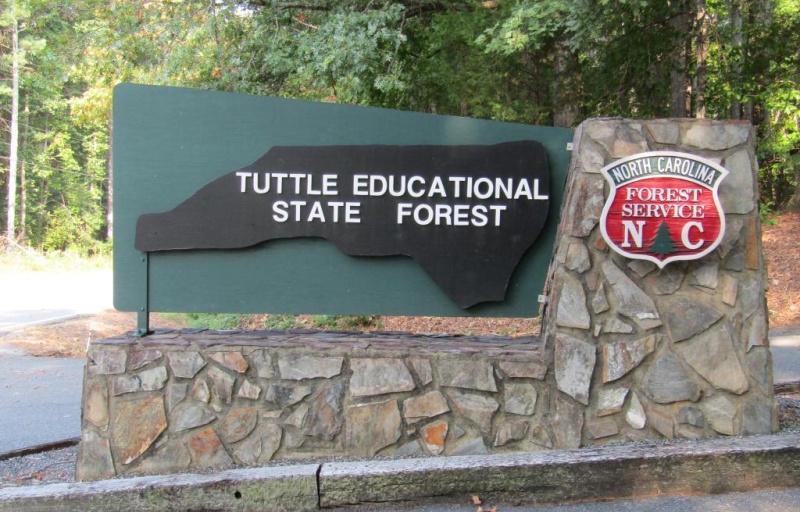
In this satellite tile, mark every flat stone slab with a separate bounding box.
[319,432,800,508]
[0,464,319,512]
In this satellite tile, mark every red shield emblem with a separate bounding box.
[600,151,728,268]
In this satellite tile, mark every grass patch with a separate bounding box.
[0,248,111,272]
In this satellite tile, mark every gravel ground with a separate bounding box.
[2,391,798,490]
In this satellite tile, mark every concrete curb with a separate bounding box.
[2,432,799,511]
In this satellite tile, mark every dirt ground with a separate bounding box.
[3,211,798,358]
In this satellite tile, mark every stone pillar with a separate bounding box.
[541,118,776,447]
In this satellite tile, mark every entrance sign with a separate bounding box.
[135,142,551,308]
[599,151,728,268]
[113,84,572,322]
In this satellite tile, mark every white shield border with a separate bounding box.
[599,151,729,269]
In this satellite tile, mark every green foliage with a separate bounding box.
[184,313,253,330]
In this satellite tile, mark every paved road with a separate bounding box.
[0,343,85,454]
[0,270,112,333]
[771,326,800,385]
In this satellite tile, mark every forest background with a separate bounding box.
[1,0,798,256]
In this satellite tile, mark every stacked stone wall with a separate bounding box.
[77,118,775,481]
[77,332,547,480]
[541,118,776,447]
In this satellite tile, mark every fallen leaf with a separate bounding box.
[472,495,482,505]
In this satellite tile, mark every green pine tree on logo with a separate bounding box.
[650,221,677,258]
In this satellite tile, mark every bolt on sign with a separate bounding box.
[599,151,728,267]
[113,84,573,323]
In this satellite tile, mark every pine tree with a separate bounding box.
[650,221,677,258]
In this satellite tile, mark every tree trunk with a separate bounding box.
[5,16,20,249]
[106,121,114,241]
[729,0,743,119]
[669,0,691,117]
[552,40,581,128]
[695,0,709,118]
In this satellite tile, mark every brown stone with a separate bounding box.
[350,358,416,397]
[403,391,449,424]
[344,400,402,457]
[167,351,206,379]
[602,335,656,383]
[421,420,448,455]
[84,378,109,428]
[408,357,433,386]
[505,382,537,416]
[208,351,249,373]
[745,216,760,270]
[131,440,191,476]
[498,360,547,380]
[129,349,163,370]
[494,420,529,447]
[218,407,258,444]
[676,321,749,395]
[586,418,619,440]
[111,395,167,465]
[88,347,127,375]
[76,430,115,481]
[554,334,595,405]
[187,428,233,469]
[446,389,499,433]
[237,379,262,400]
[568,175,605,238]
[307,380,345,441]
[206,365,235,404]
[436,359,497,392]
[552,393,584,449]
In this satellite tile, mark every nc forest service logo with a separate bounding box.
[599,151,728,268]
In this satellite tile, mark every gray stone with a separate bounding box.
[449,437,488,456]
[350,358,416,397]
[645,121,679,144]
[683,122,749,151]
[166,382,188,412]
[279,354,344,380]
[436,359,497,392]
[494,420,529,447]
[742,397,775,435]
[721,275,739,306]
[602,335,656,383]
[690,262,719,290]
[88,347,127,375]
[84,379,109,428]
[591,283,610,314]
[344,400,402,457]
[627,259,656,278]
[266,383,313,407]
[578,138,606,173]
[112,395,167,465]
[603,316,634,334]
[646,405,675,438]
[187,428,233,470]
[403,391,449,424]
[219,407,258,443]
[530,424,554,448]
[206,365,236,404]
[498,360,548,380]
[566,243,591,274]
[611,124,648,158]
[168,352,206,379]
[748,310,768,351]
[249,349,275,379]
[76,430,115,481]
[129,349,163,370]
[421,420,448,455]
[232,435,263,465]
[171,401,216,433]
[660,296,724,342]
[676,321,749,394]
[747,347,772,396]
[552,394,584,449]
[505,382,537,416]
[255,423,283,463]
[283,426,306,449]
[723,252,745,271]
[112,375,140,396]
[132,440,191,475]
[586,419,619,440]
[284,404,310,429]
[555,272,591,330]
[677,406,704,427]
[395,440,425,456]
[208,351,249,373]
[237,379,262,400]
[626,393,646,430]
[307,380,345,441]
[139,366,168,391]
[646,264,685,295]
[641,350,701,404]
[408,357,433,386]
[190,379,210,403]
[740,276,764,319]
[721,149,756,214]
[554,334,596,405]
[450,423,466,439]
[703,393,739,435]
[602,260,662,329]
[597,386,629,417]
[568,175,606,238]
[445,389,499,433]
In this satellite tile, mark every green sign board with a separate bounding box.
[113,84,572,330]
